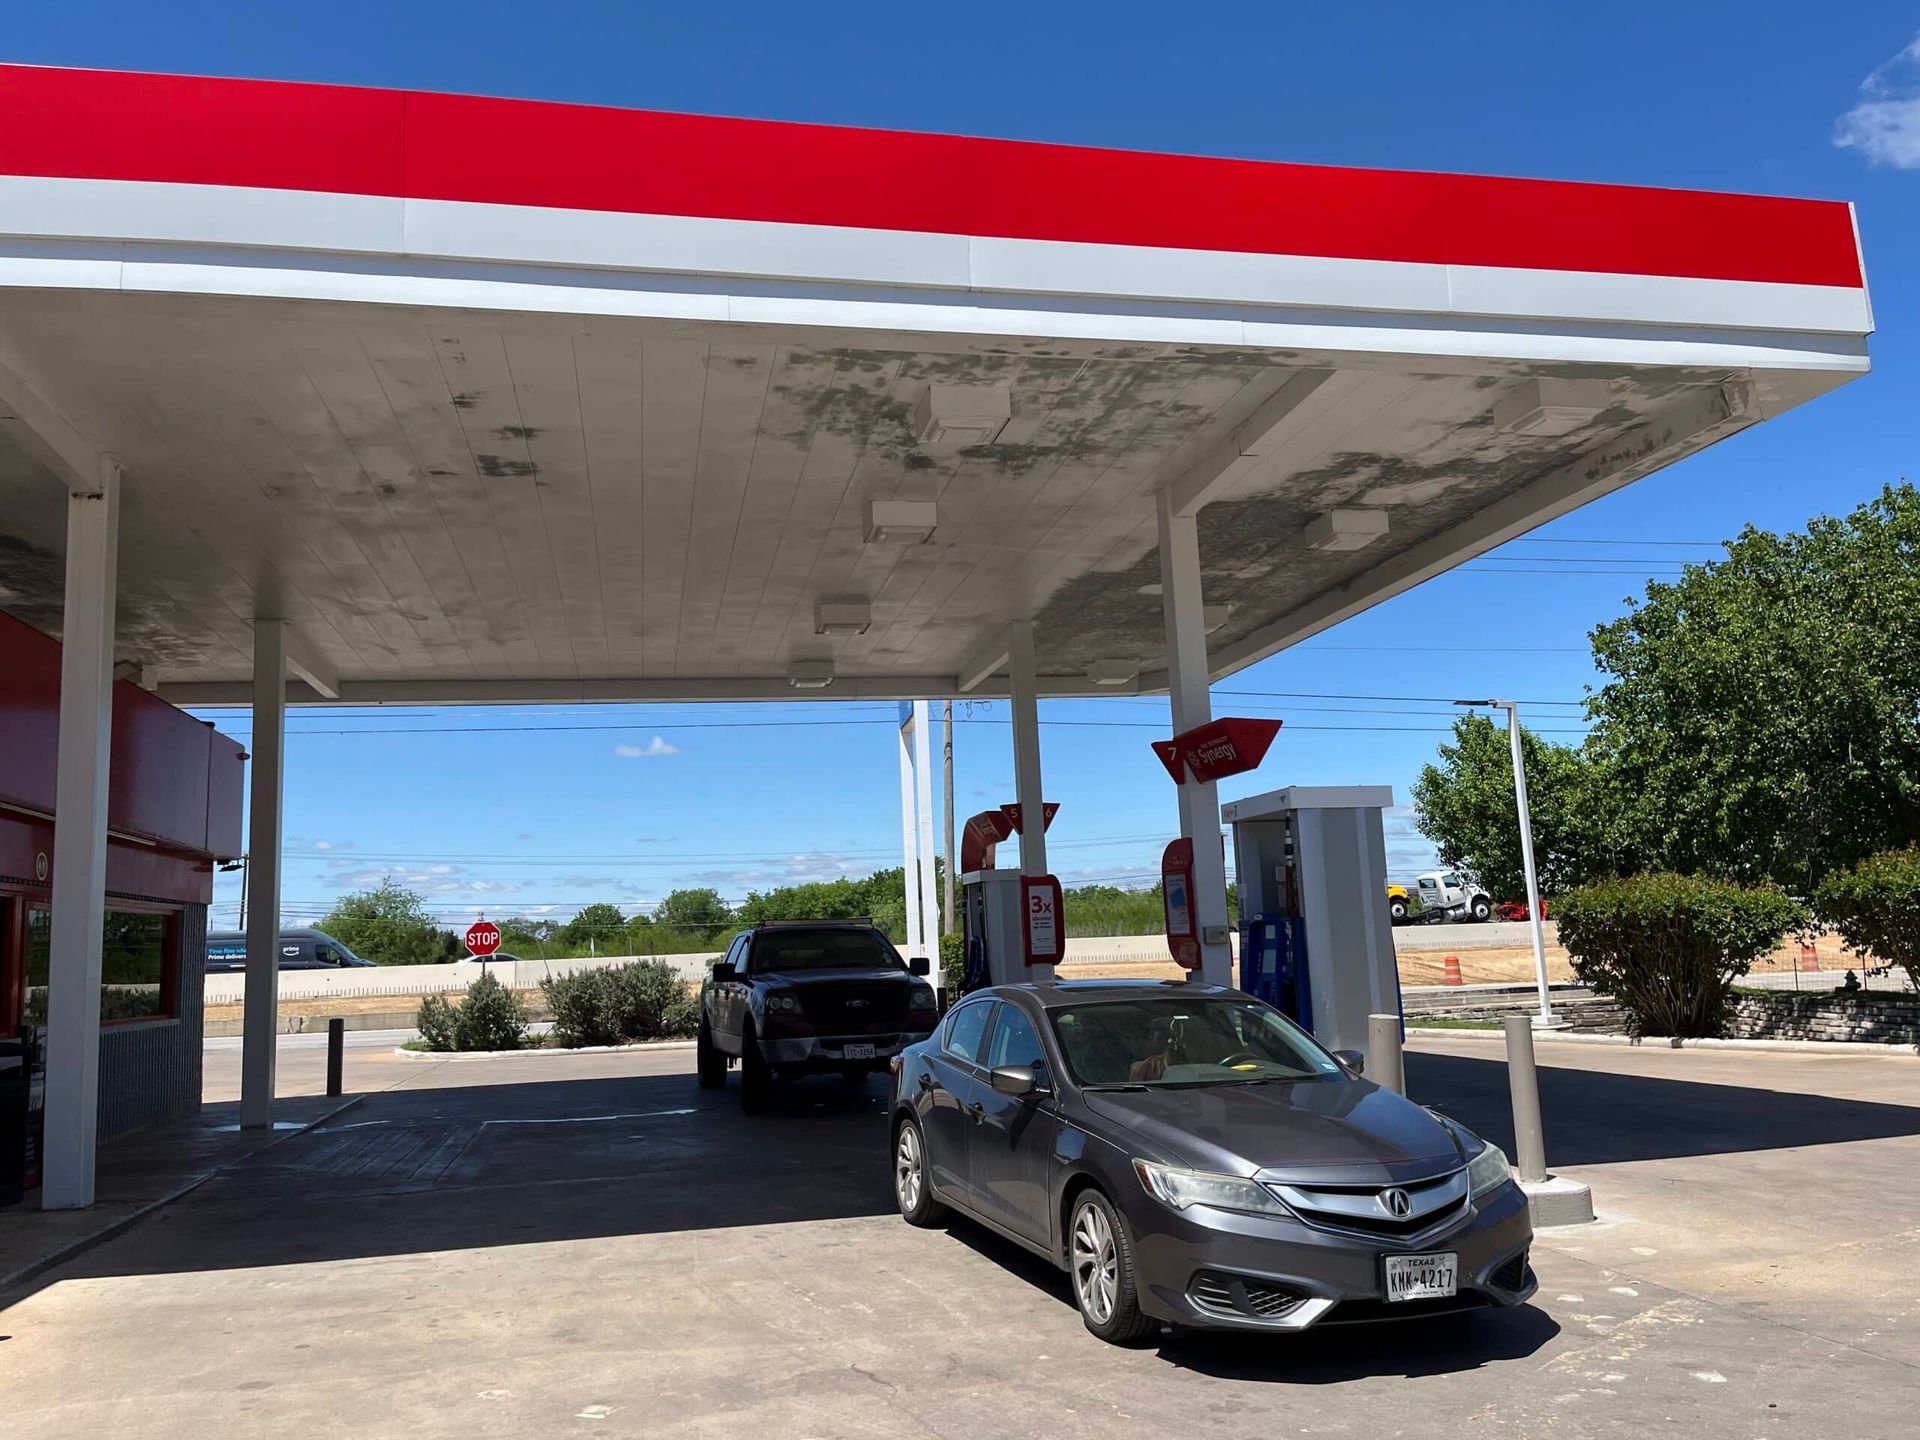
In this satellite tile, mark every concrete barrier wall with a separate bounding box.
[1728,991,1920,1045]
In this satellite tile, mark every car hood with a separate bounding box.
[1081,1078,1465,1185]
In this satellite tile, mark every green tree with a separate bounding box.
[561,902,627,950]
[320,880,460,966]
[1412,713,1604,900]
[1584,483,1920,888]
[648,888,735,948]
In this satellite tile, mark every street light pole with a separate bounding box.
[1456,699,1554,1027]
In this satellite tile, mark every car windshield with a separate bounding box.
[1048,997,1344,1088]
[750,928,903,972]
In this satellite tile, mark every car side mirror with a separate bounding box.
[908,956,931,977]
[1332,1048,1365,1075]
[990,1064,1043,1097]
[711,961,737,984]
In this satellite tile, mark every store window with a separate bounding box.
[24,909,178,1025]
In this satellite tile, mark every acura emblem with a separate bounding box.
[847,998,869,1010]
[1381,1187,1413,1219]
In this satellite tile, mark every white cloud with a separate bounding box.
[1835,32,1920,167]
[613,736,682,758]
[689,851,857,894]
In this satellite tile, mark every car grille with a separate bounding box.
[1265,1167,1470,1242]
[1490,1249,1530,1292]
[1188,1270,1309,1322]
[798,983,908,1026]
[1322,1293,1491,1325]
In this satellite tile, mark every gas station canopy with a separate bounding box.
[0,65,1872,705]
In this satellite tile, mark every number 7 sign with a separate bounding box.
[1022,874,1065,965]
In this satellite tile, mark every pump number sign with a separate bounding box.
[1022,875,1064,964]
[464,920,502,958]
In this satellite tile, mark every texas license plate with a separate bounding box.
[1385,1253,1457,1302]
[842,1043,876,1060]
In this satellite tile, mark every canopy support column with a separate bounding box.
[41,457,121,1210]
[1007,621,1055,982]
[1158,489,1234,986]
[239,619,286,1130]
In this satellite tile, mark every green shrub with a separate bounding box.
[661,989,702,1038]
[541,961,698,1046]
[610,960,685,1040]
[1814,848,1920,991]
[416,993,457,1051]
[452,969,529,1051]
[939,931,964,996]
[541,968,622,1048]
[1555,873,1805,1038]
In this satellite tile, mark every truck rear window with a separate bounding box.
[750,930,901,972]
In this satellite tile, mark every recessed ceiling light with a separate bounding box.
[866,499,939,544]
[1303,509,1391,552]
[1493,378,1611,437]
[1086,659,1138,687]
[912,383,1011,448]
[814,601,873,636]
[787,660,835,689]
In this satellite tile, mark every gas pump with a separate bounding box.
[957,803,1060,993]
[1222,785,1400,1057]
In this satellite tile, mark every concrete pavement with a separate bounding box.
[0,1037,1914,1437]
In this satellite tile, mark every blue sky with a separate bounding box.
[8,4,1917,928]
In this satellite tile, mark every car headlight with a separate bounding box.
[1428,1110,1516,1199]
[763,992,801,1014]
[908,985,937,1012]
[1466,1140,1513,1198]
[1133,1159,1290,1217]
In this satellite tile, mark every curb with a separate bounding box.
[1406,1026,1920,1056]
[395,1038,698,1062]
[0,1094,364,1300]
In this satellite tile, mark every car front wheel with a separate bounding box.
[894,1116,948,1227]
[1068,1190,1157,1345]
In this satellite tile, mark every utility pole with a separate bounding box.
[942,699,956,934]
[236,852,249,931]
[1456,699,1553,1026]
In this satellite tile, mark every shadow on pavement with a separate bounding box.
[1158,1303,1560,1382]
[3,1067,897,1310]
[1407,1050,1920,1166]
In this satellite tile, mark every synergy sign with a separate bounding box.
[1151,717,1284,784]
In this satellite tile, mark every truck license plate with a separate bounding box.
[1385,1253,1457,1302]
[842,1043,876,1060]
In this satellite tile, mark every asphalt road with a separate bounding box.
[3,1035,1916,1437]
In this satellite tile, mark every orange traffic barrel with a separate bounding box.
[1798,940,1819,972]
[1442,955,1463,986]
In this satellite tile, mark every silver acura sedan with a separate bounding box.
[890,980,1535,1343]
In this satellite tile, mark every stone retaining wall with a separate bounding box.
[1727,991,1920,1045]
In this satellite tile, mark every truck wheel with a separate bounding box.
[739,1023,772,1114]
[1389,899,1408,924]
[696,1017,727,1090]
[1471,896,1492,922]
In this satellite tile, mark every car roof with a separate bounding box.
[207,926,338,943]
[983,979,1244,1010]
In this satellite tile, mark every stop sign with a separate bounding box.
[464,920,502,958]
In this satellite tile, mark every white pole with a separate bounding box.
[898,709,923,959]
[240,619,286,1129]
[1006,622,1055,983]
[1157,489,1233,986]
[941,699,957,935]
[1502,700,1554,1027]
[41,456,120,1210]
[912,701,939,962]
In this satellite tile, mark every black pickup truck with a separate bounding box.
[697,921,937,1111]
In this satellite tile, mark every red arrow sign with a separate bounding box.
[1150,717,1284,784]
[1000,801,1060,836]
[464,920,502,957]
